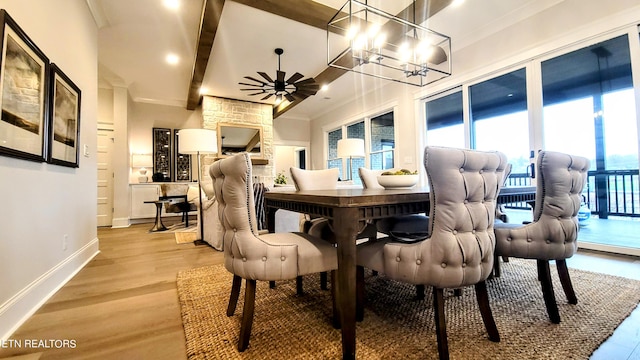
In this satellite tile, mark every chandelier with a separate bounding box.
[327,0,452,87]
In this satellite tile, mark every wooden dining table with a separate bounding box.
[264,186,536,359]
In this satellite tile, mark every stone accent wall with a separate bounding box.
[201,96,274,185]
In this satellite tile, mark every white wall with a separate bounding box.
[128,101,201,183]
[0,0,99,338]
[309,0,640,173]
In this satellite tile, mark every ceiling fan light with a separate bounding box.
[274,94,283,105]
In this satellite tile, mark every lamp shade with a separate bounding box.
[337,138,365,158]
[131,154,153,168]
[178,129,217,154]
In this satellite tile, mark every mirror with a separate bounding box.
[217,123,267,164]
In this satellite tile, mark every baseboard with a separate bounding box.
[579,242,640,257]
[0,238,100,340]
[111,217,130,228]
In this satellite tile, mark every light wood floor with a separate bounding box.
[0,220,223,360]
[0,220,639,359]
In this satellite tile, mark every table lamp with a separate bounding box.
[178,129,217,241]
[132,154,153,183]
[337,138,365,181]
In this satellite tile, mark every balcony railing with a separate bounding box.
[504,170,640,217]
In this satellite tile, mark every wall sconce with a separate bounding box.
[132,154,153,183]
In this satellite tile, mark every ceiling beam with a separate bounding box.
[231,0,340,31]
[187,0,226,110]
[187,0,453,115]
[274,0,453,118]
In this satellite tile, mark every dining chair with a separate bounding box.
[209,152,338,351]
[289,167,378,291]
[358,166,430,299]
[356,146,507,360]
[493,150,589,324]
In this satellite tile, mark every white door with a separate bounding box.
[97,129,114,227]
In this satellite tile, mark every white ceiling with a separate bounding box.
[92,0,563,119]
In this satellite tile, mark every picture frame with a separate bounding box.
[47,63,81,167]
[0,9,50,163]
[174,129,191,181]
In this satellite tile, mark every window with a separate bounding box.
[327,128,342,177]
[327,111,395,184]
[542,34,637,171]
[425,90,464,148]
[370,112,395,171]
[470,68,530,174]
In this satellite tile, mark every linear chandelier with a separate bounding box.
[327,0,452,87]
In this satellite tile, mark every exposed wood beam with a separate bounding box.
[245,131,261,152]
[274,0,453,118]
[187,0,226,110]
[231,0,340,31]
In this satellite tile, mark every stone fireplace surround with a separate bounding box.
[201,96,274,186]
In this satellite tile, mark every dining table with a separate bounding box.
[264,186,536,359]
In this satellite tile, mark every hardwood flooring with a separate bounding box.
[0,220,638,359]
[0,221,223,360]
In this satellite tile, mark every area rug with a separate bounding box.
[176,259,640,359]
[175,228,198,244]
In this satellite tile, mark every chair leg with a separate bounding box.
[331,270,341,329]
[433,287,449,360]
[416,284,425,300]
[493,253,501,278]
[227,275,242,316]
[356,266,365,322]
[556,259,577,305]
[296,276,303,295]
[474,281,500,342]
[269,281,275,288]
[537,260,560,324]
[238,279,256,351]
[501,256,509,263]
[320,272,328,290]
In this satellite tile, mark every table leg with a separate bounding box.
[332,207,359,360]
[149,202,167,232]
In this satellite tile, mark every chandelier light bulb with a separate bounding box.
[346,25,360,40]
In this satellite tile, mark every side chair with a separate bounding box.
[288,167,378,292]
[493,150,589,323]
[356,146,507,360]
[209,152,338,351]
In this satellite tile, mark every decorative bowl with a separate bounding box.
[376,174,419,189]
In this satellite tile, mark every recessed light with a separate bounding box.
[166,54,179,65]
[199,87,208,95]
[321,84,329,91]
[451,0,465,7]
[163,0,180,10]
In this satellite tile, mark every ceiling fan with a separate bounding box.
[239,48,320,104]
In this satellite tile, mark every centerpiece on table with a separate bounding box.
[376,169,419,189]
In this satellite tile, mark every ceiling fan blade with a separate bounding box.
[294,78,317,86]
[284,93,296,102]
[244,76,267,85]
[258,72,274,83]
[248,92,265,96]
[277,70,285,83]
[286,72,304,84]
[261,93,274,100]
[239,82,263,87]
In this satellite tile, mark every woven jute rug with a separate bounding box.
[177,259,640,359]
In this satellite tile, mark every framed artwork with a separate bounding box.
[0,10,50,162]
[47,63,81,167]
[152,127,172,182]
[174,129,191,181]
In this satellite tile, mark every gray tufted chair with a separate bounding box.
[356,146,506,360]
[493,151,589,324]
[210,153,338,351]
[289,167,378,292]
